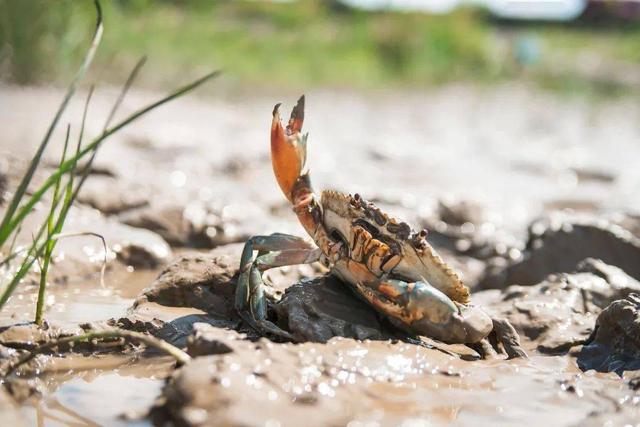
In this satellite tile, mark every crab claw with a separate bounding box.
[271,95,308,202]
[401,282,493,344]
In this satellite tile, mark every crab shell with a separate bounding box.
[320,190,470,304]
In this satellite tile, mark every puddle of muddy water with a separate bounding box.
[20,357,174,427]
[0,268,159,328]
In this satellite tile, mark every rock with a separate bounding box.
[481,260,640,354]
[275,275,396,343]
[478,212,640,289]
[77,176,148,214]
[578,293,640,374]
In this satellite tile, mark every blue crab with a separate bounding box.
[235,96,526,358]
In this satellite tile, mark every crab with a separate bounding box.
[235,96,526,359]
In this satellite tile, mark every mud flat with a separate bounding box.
[0,84,639,426]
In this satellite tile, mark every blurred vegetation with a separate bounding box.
[2,0,640,95]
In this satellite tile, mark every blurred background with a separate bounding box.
[1,0,639,242]
[1,0,640,96]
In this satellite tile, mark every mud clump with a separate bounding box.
[77,176,149,214]
[480,259,640,353]
[478,213,640,289]
[578,293,640,374]
[134,246,241,318]
[275,275,396,342]
[121,202,251,248]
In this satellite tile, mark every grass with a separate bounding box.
[2,0,640,95]
[0,0,219,324]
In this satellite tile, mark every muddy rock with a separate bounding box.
[480,259,640,353]
[478,212,640,289]
[134,245,241,318]
[77,176,149,214]
[275,275,395,342]
[134,244,320,321]
[578,293,640,374]
[121,202,251,248]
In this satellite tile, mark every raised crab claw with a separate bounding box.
[235,96,526,359]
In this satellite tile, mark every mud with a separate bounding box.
[478,212,640,290]
[476,259,640,354]
[152,329,638,427]
[1,84,640,426]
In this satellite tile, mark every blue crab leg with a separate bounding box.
[235,233,321,340]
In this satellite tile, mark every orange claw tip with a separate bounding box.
[287,95,305,134]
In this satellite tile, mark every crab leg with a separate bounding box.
[235,233,321,340]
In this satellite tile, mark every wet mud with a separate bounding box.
[1,84,640,425]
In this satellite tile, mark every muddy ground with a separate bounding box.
[0,83,639,426]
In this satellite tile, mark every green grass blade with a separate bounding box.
[4,70,220,237]
[0,0,104,248]
[0,233,45,309]
[102,56,147,132]
[34,124,71,325]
